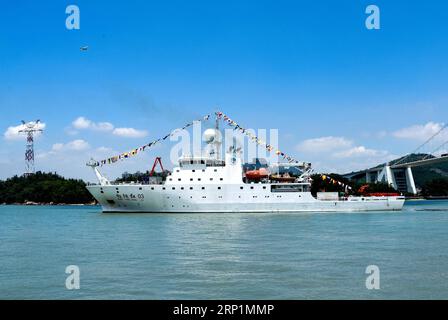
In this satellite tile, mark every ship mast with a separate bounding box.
[214,113,221,160]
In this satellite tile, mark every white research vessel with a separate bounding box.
[86,119,405,213]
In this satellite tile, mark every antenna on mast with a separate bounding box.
[215,110,221,159]
[18,120,43,176]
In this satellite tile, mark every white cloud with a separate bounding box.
[333,146,387,158]
[112,127,148,138]
[96,146,112,153]
[70,116,147,138]
[4,122,46,141]
[296,136,353,153]
[72,117,92,129]
[72,117,114,132]
[51,143,64,151]
[392,122,446,141]
[295,135,394,173]
[51,139,90,151]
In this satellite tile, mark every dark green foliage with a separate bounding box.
[115,170,171,183]
[310,173,351,196]
[311,173,399,196]
[352,181,398,195]
[0,171,94,204]
[421,178,448,197]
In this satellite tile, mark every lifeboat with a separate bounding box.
[270,175,296,183]
[245,168,269,180]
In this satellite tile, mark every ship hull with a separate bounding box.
[86,184,405,213]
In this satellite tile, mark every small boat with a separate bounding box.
[245,168,269,180]
[270,173,296,183]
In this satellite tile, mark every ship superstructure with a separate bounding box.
[86,114,405,213]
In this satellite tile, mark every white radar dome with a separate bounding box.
[203,129,222,143]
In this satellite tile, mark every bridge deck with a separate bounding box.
[391,156,448,169]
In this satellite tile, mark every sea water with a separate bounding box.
[0,200,447,299]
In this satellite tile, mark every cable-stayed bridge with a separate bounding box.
[342,124,448,194]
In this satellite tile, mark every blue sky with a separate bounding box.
[1,0,448,181]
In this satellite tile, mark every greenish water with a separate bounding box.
[0,201,447,299]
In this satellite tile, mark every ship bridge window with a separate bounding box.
[218,187,221,190]
[178,178,181,181]
[210,178,213,181]
[220,178,223,181]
